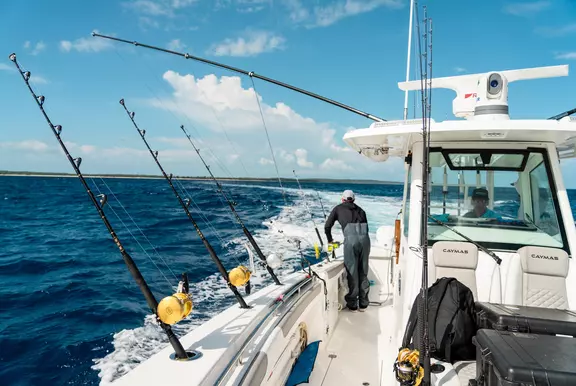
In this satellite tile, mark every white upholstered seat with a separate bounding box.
[431,241,479,299]
[516,246,569,308]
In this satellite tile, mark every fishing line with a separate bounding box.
[293,170,326,253]
[249,77,287,205]
[172,177,243,262]
[96,177,180,281]
[90,179,177,289]
[180,125,282,284]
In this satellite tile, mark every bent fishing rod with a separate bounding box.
[92,32,386,123]
[180,124,281,285]
[9,53,190,359]
[119,99,250,309]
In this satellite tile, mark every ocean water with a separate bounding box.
[0,176,403,386]
[0,176,574,386]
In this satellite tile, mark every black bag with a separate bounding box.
[401,277,477,363]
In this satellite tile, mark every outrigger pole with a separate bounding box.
[119,99,250,309]
[9,53,189,359]
[179,125,282,285]
[91,33,387,123]
[548,107,576,120]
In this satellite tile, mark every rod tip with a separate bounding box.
[91,31,96,37]
[180,125,184,129]
[119,98,125,105]
[8,53,16,62]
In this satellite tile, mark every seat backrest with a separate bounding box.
[517,246,569,308]
[431,241,479,300]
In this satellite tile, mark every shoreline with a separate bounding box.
[0,172,403,185]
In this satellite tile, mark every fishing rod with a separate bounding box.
[9,53,190,359]
[91,32,386,123]
[179,124,282,285]
[548,107,576,120]
[119,99,250,309]
[416,5,432,384]
[292,170,326,259]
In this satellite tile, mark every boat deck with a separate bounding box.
[308,300,397,386]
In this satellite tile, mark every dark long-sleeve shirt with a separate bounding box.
[324,202,368,243]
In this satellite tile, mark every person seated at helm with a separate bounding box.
[462,188,502,220]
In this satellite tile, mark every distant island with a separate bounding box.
[0,170,402,185]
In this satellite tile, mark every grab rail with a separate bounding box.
[213,274,315,385]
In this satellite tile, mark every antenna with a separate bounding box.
[403,0,415,120]
[399,65,569,119]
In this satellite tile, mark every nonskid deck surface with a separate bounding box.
[308,301,396,386]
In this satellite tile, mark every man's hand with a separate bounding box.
[327,241,341,252]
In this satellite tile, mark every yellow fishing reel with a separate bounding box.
[158,274,193,325]
[327,241,341,253]
[229,265,251,287]
[393,348,424,386]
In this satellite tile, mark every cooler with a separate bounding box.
[476,302,576,336]
[473,329,576,386]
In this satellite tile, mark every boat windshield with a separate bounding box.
[427,148,567,251]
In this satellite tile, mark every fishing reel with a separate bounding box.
[326,241,342,253]
[393,348,424,386]
[229,265,251,287]
[157,273,193,325]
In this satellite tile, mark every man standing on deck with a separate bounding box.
[324,190,371,312]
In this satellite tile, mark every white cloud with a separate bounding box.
[144,70,387,179]
[60,36,114,53]
[30,75,49,85]
[23,40,46,55]
[454,67,467,73]
[320,158,352,171]
[122,0,199,17]
[503,1,550,16]
[555,52,576,60]
[167,39,186,50]
[295,148,313,168]
[0,63,15,72]
[278,149,295,163]
[0,140,50,151]
[283,0,403,28]
[536,24,576,37]
[139,16,161,29]
[122,0,175,16]
[209,31,285,57]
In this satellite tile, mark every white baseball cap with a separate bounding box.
[342,190,355,201]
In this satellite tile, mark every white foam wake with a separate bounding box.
[92,184,402,384]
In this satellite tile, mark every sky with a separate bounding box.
[1,0,576,185]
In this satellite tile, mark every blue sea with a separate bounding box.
[0,176,574,385]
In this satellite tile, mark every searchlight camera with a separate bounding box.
[473,71,510,118]
[487,73,503,98]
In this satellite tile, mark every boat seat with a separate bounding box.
[515,246,569,308]
[430,241,479,300]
